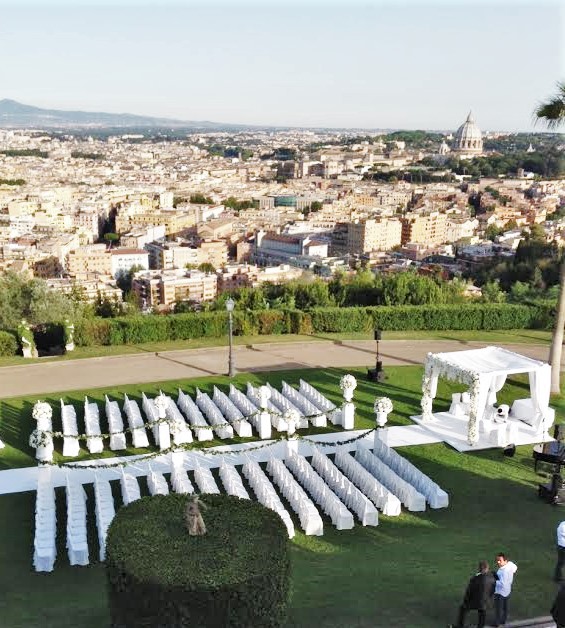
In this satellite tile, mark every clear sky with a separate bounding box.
[1,0,563,131]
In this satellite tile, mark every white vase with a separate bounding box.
[376,411,388,427]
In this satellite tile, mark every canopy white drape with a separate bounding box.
[420,346,552,446]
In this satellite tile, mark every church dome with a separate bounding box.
[452,111,483,155]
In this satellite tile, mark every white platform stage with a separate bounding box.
[410,411,553,453]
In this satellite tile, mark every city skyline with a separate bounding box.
[1,0,563,131]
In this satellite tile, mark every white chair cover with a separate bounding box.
[60,400,80,457]
[355,448,426,512]
[164,396,193,445]
[65,474,89,566]
[246,383,287,432]
[334,449,401,516]
[372,438,448,509]
[242,460,295,538]
[267,458,323,535]
[193,466,221,494]
[177,389,214,441]
[311,449,378,526]
[282,381,327,427]
[94,475,116,561]
[229,384,271,439]
[33,466,57,572]
[195,389,234,439]
[218,463,249,499]
[268,384,308,429]
[120,470,141,505]
[213,386,253,437]
[123,394,150,448]
[105,395,127,451]
[285,452,354,530]
[147,470,169,496]
[84,397,104,454]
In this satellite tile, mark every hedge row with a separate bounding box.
[0,330,18,356]
[106,494,290,628]
[71,303,553,347]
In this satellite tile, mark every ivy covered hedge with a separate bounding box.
[106,494,291,628]
[72,303,552,347]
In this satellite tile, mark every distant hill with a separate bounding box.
[0,99,247,130]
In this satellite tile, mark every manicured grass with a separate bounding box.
[0,365,563,627]
[0,328,551,367]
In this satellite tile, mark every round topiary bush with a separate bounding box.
[105,493,291,628]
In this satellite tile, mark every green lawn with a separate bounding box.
[0,365,563,627]
[0,328,551,367]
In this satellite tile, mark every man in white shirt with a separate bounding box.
[555,520,565,582]
[493,552,518,628]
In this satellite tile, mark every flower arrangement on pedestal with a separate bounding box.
[29,429,50,449]
[32,401,52,422]
[373,397,393,426]
[339,374,357,402]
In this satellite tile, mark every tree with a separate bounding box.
[535,80,565,392]
[197,262,216,275]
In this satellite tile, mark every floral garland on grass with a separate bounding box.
[421,352,481,445]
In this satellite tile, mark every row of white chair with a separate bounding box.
[65,474,89,566]
[33,467,57,572]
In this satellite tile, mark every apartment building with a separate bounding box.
[109,248,149,277]
[132,269,218,309]
[346,218,402,254]
[401,211,448,246]
[115,208,197,236]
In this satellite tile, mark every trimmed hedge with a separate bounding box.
[0,330,18,356]
[106,494,290,628]
[71,303,552,348]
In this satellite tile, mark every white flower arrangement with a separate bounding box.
[373,397,393,415]
[32,401,52,422]
[339,374,357,391]
[29,429,50,449]
[420,352,481,445]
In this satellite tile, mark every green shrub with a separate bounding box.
[106,494,290,628]
[0,330,18,356]
[74,319,112,346]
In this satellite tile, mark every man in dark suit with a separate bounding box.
[449,560,496,628]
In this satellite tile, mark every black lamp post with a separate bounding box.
[226,297,235,377]
[367,328,386,382]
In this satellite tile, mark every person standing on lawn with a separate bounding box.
[493,552,518,628]
[448,559,495,628]
[554,520,565,582]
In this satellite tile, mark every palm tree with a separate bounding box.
[535,81,565,392]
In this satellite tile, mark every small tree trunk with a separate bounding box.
[549,258,565,394]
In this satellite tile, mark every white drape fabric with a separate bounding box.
[218,463,250,500]
[242,460,295,538]
[170,458,195,495]
[334,450,401,516]
[372,438,448,509]
[266,458,323,536]
[60,399,80,457]
[355,447,426,512]
[285,452,354,530]
[33,466,57,572]
[195,389,234,439]
[65,474,89,566]
[123,394,150,448]
[530,363,551,433]
[120,470,141,505]
[213,386,253,437]
[84,397,104,454]
[94,475,116,561]
[105,396,127,451]
[177,389,214,442]
[194,466,221,494]
[311,449,378,526]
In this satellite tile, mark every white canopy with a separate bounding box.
[421,346,551,445]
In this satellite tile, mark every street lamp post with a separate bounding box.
[226,298,235,377]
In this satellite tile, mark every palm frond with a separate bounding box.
[534,81,565,129]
